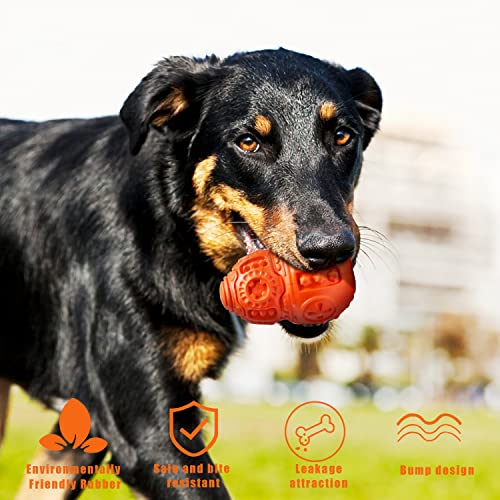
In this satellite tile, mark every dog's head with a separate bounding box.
[120,49,382,339]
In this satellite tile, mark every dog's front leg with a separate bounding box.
[104,400,230,499]
[90,352,230,499]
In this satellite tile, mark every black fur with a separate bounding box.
[0,49,381,498]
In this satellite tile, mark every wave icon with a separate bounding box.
[396,413,462,443]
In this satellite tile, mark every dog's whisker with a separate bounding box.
[359,237,399,261]
[360,243,389,265]
[359,226,397,250]
[359,242,398,274]
[359,247,376,269]
[359,225,392,242]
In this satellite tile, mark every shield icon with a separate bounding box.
[169,401,218,457]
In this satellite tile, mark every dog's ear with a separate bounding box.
[346,68,382,149]
[120,56,221,155]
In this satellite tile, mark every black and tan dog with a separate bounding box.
[0,49,382,498]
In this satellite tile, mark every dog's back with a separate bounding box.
[0,118,49,386]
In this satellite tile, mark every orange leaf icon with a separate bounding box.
[39,398,108,453]
[39,433,67,451]
[81,437,108,453]
[59,398,91,449]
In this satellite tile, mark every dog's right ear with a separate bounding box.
[346,68,383,150]
[120,56,221,155]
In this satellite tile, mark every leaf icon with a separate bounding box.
[80,437,108,453]
[39,433,67,451]
[59,398,91,449]
[39,398,107,454]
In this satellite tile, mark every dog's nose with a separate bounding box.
[297,229,356,270]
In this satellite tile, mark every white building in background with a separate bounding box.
[213,125,499,396]
[350,125,496,333]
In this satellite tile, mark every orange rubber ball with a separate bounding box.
[219,249,356,325]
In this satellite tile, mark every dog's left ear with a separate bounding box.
[346,68,383,149]
[120,56,221,155]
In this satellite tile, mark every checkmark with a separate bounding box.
[179,418,208,440]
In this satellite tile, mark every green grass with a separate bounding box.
[1,389,499,499]
[213,402,500,500]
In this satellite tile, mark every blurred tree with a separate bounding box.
[433,313,469,359]
[355,325,382,388]
[359,325,381,353]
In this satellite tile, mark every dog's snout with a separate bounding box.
[297,229,356,270]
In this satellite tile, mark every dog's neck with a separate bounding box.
[120,146,236,345]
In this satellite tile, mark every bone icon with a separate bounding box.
[295,414,335,446]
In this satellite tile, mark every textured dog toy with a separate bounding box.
[219,249,355,325]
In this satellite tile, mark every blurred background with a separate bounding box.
[1,1,500,499]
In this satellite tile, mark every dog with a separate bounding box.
[0,48,382,498]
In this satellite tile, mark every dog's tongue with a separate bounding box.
[219,249,355,332]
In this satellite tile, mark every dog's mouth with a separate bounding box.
[231,212,331,341]
[232,212,266,254]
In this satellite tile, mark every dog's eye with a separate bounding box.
[237,135,260,153]
[334,129,352,146]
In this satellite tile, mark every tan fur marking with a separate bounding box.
[164,329,225,383]
[198,184,266,271]
[263,206,310,270]
[319,102,337,121]
[191,205,244,271]
[193,156,217,197]
[345,200,360,251]
[151,87,188,127]
[254,115,272,136]
[211,185,266,233]
[192,156,268,272]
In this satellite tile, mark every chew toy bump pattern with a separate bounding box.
[219,249,355,325]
